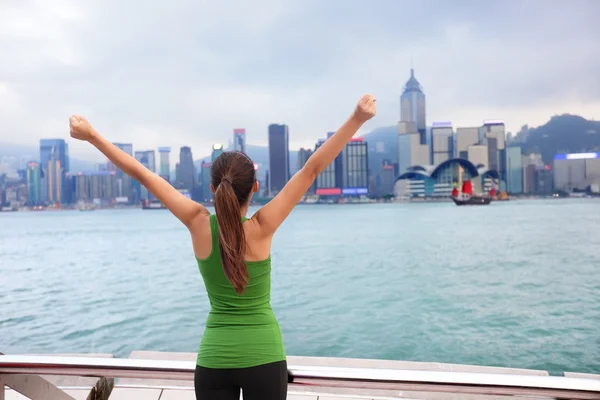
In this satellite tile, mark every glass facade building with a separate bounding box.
[233,129,246,154]
[268,124,290,194]
[342,138,368,191]
[400,69,427,144]
[506,146,523,194]
[39,139,69,204]
[26,161,41,205]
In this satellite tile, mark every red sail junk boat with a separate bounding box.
[451,180,492,206]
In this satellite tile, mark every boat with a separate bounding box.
[142,200,167,210]
[451,180,492,206]
[77,202,96,212]
[451,193,492,206]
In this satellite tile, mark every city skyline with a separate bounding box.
[1,1,598,162]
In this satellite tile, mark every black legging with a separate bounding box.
[194,360,288,400]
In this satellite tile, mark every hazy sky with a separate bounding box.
[1,0,599,160]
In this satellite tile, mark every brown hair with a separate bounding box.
[211,151,256,294]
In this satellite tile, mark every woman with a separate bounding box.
[69,94,376,400]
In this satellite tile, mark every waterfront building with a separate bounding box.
[431,122,454,165]
[400,68,427,144]
[268,124,290,194]
[554,152,600,192]
[233,129,246,153]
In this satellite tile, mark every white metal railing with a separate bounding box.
[1,355,599,399]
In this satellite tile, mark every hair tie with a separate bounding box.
[221,177,232,185]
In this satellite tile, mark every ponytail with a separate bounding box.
[214,177,248,294]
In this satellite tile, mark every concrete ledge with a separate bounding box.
[287,356,549,376]
[565,372,600,380]
[108,387,162,400]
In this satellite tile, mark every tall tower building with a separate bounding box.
[178,146,196,194]
[211,144,224,162]
[431,122,454,164]
[199,161,213,202]
[297,148,312,171]
[398,121,429,174]
[400,68,427,144]
[341,138,369,194]
[111,143,133,202]
[134,150,156,201]
[233,129,246,153]
[26,161,41,205]
[481,120,507,189]
[39,139,69,203]
[158,147,171,181]
[268,124,290,194]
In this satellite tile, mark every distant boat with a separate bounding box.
[142,200,167,210]
[77,202,96,212]
[451,194,492,206]
[451,180,492,206]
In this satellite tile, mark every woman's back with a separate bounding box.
[196,213,285,369]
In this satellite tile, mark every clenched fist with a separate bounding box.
[69,115,95,141]
[352,94,376,123]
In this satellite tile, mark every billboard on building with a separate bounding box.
[316,188,342,196]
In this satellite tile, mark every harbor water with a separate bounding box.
[1,199,599,374]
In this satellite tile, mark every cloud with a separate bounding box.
[1,0,599,163]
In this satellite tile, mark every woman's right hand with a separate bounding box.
[69,115,96,142]
[352,94,377,123]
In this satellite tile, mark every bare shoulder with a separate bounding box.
[243,216,269,242]
[243,216,272,261]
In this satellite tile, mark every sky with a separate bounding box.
[1,0,599,161]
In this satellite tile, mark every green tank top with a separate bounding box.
[195,214,286,369]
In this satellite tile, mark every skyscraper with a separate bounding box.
[455,128,480,159]
[46,156,62,204]
[134,150,156,201]
[268,124,290,194]
[342,138,369,194]
[200,161,212,202]
[398,121,429,174]
[233,129,246,153]
[111,143,133,202]
[26,161,41,205]
[482,120,507,190]
[39,139,69,203]
[211,144,224,162]
[400,68,427,144]
[178,146,196,194]
[314,139,337,193]
[158,147,171,181]
[297,148,312,171]
[431,122,454,164]
[73,172,116,203]
[506,146,523,194]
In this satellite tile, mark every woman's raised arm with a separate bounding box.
[69,116,209,228]
[252,94,376,235]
